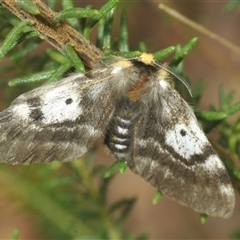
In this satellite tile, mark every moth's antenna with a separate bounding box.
[157,63,193,97]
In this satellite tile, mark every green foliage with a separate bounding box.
[54,0,120,38]
[0,0,240,239]
[200,214,208,224]
[0,20,34,60]
[0,160,139,239]
[170,37,198,67]
[224,0,240,12]
[152,191,163,205]
[230,229,240,240]
[10,229,20,240]
[16,0,40,15]
[104,161,128,178]
[63,43,85,72]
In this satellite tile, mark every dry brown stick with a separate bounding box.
[159,4,240,56]
[0,0,103,69]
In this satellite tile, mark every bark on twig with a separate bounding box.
[0,0,103,69]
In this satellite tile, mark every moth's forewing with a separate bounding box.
[105,54,235,218]
[0,71,115,164]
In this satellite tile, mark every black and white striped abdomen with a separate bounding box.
[105,98,138,160]
[105,114,133,161]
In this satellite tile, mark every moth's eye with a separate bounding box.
[180,129,186,136]
[65,98,73,105]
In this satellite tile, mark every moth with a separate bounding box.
[0,53,235,218]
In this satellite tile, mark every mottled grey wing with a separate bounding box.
[0,72,115,164]
[128,81,235,218]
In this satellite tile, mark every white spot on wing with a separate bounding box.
[41,86,82,124]
[165,122,209,160]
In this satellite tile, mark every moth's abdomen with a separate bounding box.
[104,100,140,160]
[105,115,132,160]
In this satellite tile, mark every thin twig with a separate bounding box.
[0,0,103,69]
[159,4,240,56]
